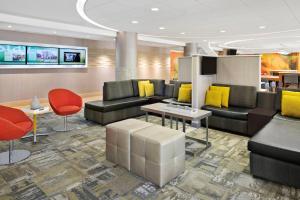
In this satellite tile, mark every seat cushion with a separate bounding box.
[248,115,300,165]
[15,121,33,133]
[57,105,81,115]
[202,105,251,120]
[85,97,149,113]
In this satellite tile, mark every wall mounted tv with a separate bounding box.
[59,48,86,65]
[0,44,26,65]
[27,46,59,65]
[201,56,217,75]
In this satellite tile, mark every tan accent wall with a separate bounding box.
[0,30,171,103]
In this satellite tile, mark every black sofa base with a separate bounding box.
[84,106,145,125]
[201,115,248,136]
[250,153,300,188]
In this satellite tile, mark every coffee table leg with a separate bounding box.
[170,116,173,128]
[162,114,165,126]
[33,114,37,144]
[176,118,178,130]
[145,112,148,122]
[206,116,209,147]
[183,119,186,133]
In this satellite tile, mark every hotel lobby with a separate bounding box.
[1,0,300,199]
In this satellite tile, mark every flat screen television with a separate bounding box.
[59,48,86,65]
[27,46,58,64]
[0,44,26,65]
[201,56,217,75]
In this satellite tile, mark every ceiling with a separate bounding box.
[1,0,300,53]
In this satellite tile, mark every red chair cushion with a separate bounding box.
[15,121,34,133]
[56,105,81,116]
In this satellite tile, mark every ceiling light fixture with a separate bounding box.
[159,27,166,30]
[151,8,159,11]
[7,25,12,28]
[220,30,226,33]
[53,31,57,34]
[259,25,266,29]
[131,20,139,24]
[180,32,185,35]
[203,39,207,42]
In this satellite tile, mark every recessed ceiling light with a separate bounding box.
[151,8,159,11]
[131,20,139,24]
[220,30,226,33]
[180,32,185,35]
[53,31,57,34]
[159,27,166,30]
[259,25,266,29]
[7,25,12,28]
[203,40,207,42]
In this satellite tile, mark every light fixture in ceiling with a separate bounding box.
[131,20,139,24]
[259,25,266,29]
[180,32,185,35]
[151,8,159,11]
[159,27,166,30]
[7,25,12,28]
[53,31,57,34]
[203,39,207,42]
[220,30,226,33]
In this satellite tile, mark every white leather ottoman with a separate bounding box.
[106,119,153,170]
[131,125,185,187]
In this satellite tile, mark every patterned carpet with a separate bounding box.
[0,111,299,200]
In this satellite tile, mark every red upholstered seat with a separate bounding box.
[0,105,33,141]
[48,89,82,116]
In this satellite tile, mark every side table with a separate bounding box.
[22,107,50,143]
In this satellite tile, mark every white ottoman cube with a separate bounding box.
[106,119,153,170]
[131,125,185,187]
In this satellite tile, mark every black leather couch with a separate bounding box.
[248,88,300,188]
[84,79,190,125]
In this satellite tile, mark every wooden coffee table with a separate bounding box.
[141,103,212,156]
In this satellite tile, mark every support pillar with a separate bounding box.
[115,31,137,80]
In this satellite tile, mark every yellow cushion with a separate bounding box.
[281,95,300,118]
[282,90,300,97]
[210,86,230,108]
[205,90,222,108]
[178,87,192,103]
[181,83,192,89]
[138,80,150,97]
[144,83,154,97]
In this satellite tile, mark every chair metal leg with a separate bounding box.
[0,140,31,165]
[53,116,74,132]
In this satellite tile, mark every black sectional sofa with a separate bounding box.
[201,84,276,136]
[248,88,300,188]
[84,79,190,125]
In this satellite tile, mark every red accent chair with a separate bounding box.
[0,105,33,165]
[48,88,82,131]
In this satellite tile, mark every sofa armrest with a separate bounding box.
[248,108,277,136]
[257,91,277,110]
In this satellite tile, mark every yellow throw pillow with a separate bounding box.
[210,86,230,108]
[138,80,150,97]
[144,83,154,97]
[205,90,222,108]
[282,90,300,97]
[282,95,300,118]
[178,87,192,103]
[181,83,192,89]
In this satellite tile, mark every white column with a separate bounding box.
[115,31,137,80]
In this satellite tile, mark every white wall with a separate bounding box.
[178,57,192,82]
[216,55,261,89]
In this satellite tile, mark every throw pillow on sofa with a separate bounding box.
[138,80,150,97]
[210,86,230,108]
[145,83,154,97]
[205,90,222,108]
[181,83,192,89]
[178,87,192,103]
[281,90,300,118]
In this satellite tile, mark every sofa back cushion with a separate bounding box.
[103,80,134,101]
[132,79,165,96]
[213,83,257,108]
[275,88,300,111]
